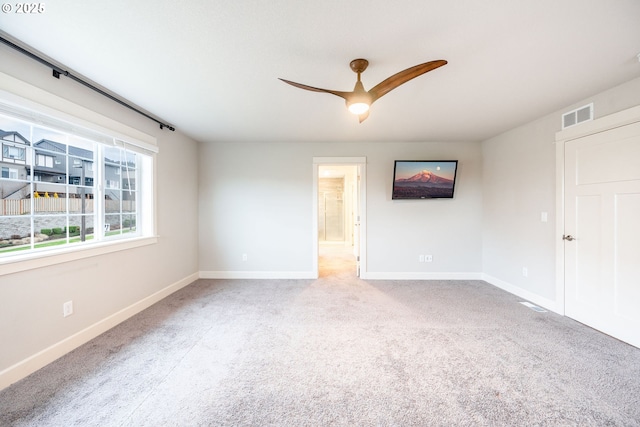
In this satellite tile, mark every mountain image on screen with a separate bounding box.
[393,170,455,199]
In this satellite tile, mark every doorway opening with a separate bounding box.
[313,157,366,279]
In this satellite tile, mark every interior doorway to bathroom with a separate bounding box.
[313,158,366,278]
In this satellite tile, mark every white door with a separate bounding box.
[564,121,640,348]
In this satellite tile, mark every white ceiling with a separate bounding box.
[1,0,639,143]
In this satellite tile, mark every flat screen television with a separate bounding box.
[392,160,458,199]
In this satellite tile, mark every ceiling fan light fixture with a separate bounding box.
[348,102,370,115]
[346,80,371,115]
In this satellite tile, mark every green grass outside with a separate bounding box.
[0,228,136,254]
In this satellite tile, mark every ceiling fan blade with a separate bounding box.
[368,60,447,103]
[358,110,370,123]
[278,78,351,101]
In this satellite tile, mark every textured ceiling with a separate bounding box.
[1,0,639,143]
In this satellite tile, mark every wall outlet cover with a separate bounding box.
[63,301,73,317]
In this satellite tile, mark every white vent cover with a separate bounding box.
[562,103,593,129]
[520,301,547,313]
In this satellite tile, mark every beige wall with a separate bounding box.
[198,141,483,278]
[481,76,640,309]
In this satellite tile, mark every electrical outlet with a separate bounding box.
[242,253,248,262]
[522,267,528,277]
[63,300,73,317]
[541,212,548,222]
[425,255,433,262]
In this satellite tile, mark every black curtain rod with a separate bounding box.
[0,35,175,131]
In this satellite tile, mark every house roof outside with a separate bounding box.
[34,139,93,159]
[0,130,31,146]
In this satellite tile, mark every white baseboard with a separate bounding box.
[0,271,199,391]
[482,273,562,314]
[362,272,483,280]
[199,270,316,279]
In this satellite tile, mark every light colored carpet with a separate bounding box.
[2,245,640,426]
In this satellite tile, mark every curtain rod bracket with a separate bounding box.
[52,69,69,79]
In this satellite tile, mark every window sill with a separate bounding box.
[0,236,158,276]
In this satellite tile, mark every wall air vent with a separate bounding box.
[562,103,593,129]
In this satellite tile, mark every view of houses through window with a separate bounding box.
[0,111,149,258]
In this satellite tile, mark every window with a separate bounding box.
[1,167,18,179]
[0,104,156,264]
[36,153,54,168]
[2,144,26,163]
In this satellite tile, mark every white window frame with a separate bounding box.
[0,72,159,276]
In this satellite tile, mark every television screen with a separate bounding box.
[392,160,458,199]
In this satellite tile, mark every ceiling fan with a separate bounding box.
[279,58,447,123]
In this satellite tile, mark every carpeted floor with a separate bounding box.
[1,244,640,426]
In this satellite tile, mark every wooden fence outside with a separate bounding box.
[1,199,134,215]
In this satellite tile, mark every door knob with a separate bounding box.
[562,235,575,241]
